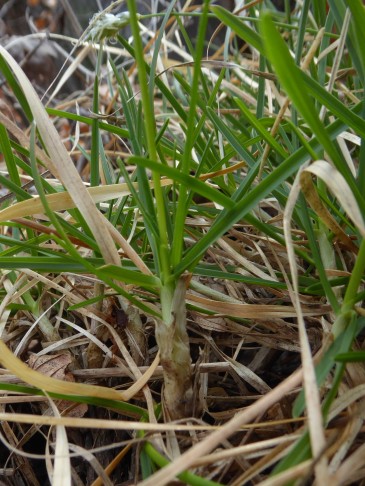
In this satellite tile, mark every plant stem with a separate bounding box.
[155,274,194,419]
[332,238,365,337]
[171,0,210,268]
[126,0,171,289]
[126,1,194,418]
[342,238,365,312]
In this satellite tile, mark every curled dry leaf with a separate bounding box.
[303,160,365,238]
[28,353,73,380]
[300,170,358,253]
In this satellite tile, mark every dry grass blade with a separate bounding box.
[303,160,365,237]
[67,443,114,486]
[0,340,160,402]
[47,44,94,104]
[193,434,301,467]
[138,368,303,486]
[330,443,365,486]
[0,111,54,171]
[47,399,71,486]
[329,383,365,420]
[251,460,313,486]
[0,179,172,221]
[283,167,329,483]
[0,46,120,266]
[187,293,328,318]
[300,171,358,253]
[0,2,363,484]
[0,413,217,431]
[90,443,133,486]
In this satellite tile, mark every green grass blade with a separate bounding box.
[344,0,365,196]
[210,5,263,52]
[234,98,287,158]
[328,0,365,79]
[148,0,178,101]
[90,75,100,187]
[300,73,365,138]
[97,264,161,289]
[172,0,211,268]
[46,107,129,138]
[260,14,342,167]
[143,442,223,486]
[129,156,235,210]
[260,12,365,211]
[0,383,147,418]
[0,54,33,121]
[0,124,22,190]
[176,113,359,275]
[335,351,365,362]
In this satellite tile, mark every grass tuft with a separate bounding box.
[0,1,365,484]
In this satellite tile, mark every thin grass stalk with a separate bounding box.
[333,239,365,336]
[126,1,194,418]
[171,0,210,268]
[125,0,170,290]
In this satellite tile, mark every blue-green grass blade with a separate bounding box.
[116,159,159,241]
[206,107,257,166]
[116,34,188,123]
[68,293,118,311]
[295,0,311,64]
[323,316,365,416]
[0,124,22,190]
[335,351,365,362]
[0,54,33,121]
[210,5,263,52]
[0,256,93,272]
[172,0,222,267]
[91,272,161,318]
[97,264,161,289]
[0,172,32,203]
[272,432,311,475]
[328,0,365,79]
[143,442,223,486]
[90,75,100,187]
[300,73,365,139]
[176,112,361,276]
[29,123,104,269]
[234,98,287,158]
[193,264,288,290]
[129,156,235,210]
[279,316,363,475]
[260,14,346,168]
[111,61,160,255]
[0,233,66,258]
[275,318,360,475]
[292,312,358,418]
[148,0,178,100]
[260,13,365,211]
[46,107,129,138]
[296,198,340,312]
[0,383,147,418]
[140,446,157,479]
[312,0,327,26]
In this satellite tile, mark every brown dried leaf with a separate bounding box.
[28,353,73,381]
[29,353,88,417]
